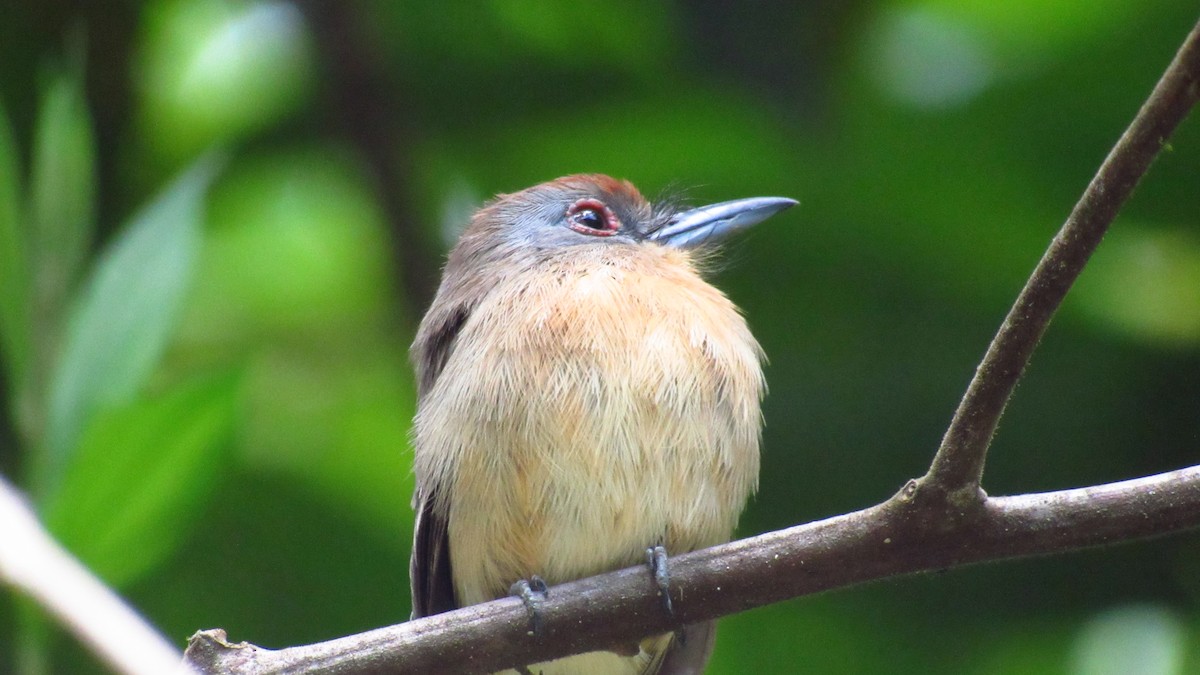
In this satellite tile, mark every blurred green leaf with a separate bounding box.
[183,147,395,340]
[37,154,222,500]
[485,0,670,70]
[42,372,241,588]
[865,7,994,109]
[175,147,413,544]
[129,471,411,650]
[1072,226,1200,346]
[710,600,876,674]
[1070,605,1186,675]
[370,0,673,96]
[28,66,96,339]
[0,99,28,384]
[235,345,413,549]
[138,0,314,163]
[965,620,1072,675]
[921,0,1143,67]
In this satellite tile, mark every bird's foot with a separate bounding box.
[646,545,674,617]
[509,575,550,637]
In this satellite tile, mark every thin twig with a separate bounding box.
[924,17,1200,496]
[0,474,189,675]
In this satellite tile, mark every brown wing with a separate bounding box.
[409,301,472,618]
[409,488,457,618]
[413,304,470,399]
[652,622,717,675]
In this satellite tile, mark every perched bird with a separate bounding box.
[410,174,795,674]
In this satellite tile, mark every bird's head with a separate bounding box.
[416,174,794,393]
[453,174,796,266]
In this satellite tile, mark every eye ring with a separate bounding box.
[566,198,620,236]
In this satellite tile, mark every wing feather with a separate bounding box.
[409,489,456,617]
[409,302,472,617]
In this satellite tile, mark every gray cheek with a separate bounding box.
[502,202,567,246]
[507,220,630,251]
[541,229,641,251]
[502,199,640,251]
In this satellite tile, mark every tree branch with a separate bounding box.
[0,474,189,675]
[924,16,1200,496]
[183,14,1200,675]
[184,466,1200,674]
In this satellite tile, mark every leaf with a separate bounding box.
[1070,605,1185,675]
[27,67,97,341]
[36,153,223,500]
[1073,226,1200,346]
[0,98,28,384]
[922,0,1143,65]
[139,0,314,161]
[485,0,670,71]
[42,372,241,588]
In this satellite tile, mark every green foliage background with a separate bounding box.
[1,2,1198,673]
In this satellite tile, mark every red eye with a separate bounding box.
[566,199,620,236]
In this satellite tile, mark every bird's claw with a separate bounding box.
[510,575,550,637]
[646,545,674,617]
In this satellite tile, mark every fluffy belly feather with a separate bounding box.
[446,338,754,606]
[412,246,763,673]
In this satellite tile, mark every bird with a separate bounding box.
[409,174,795,674]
